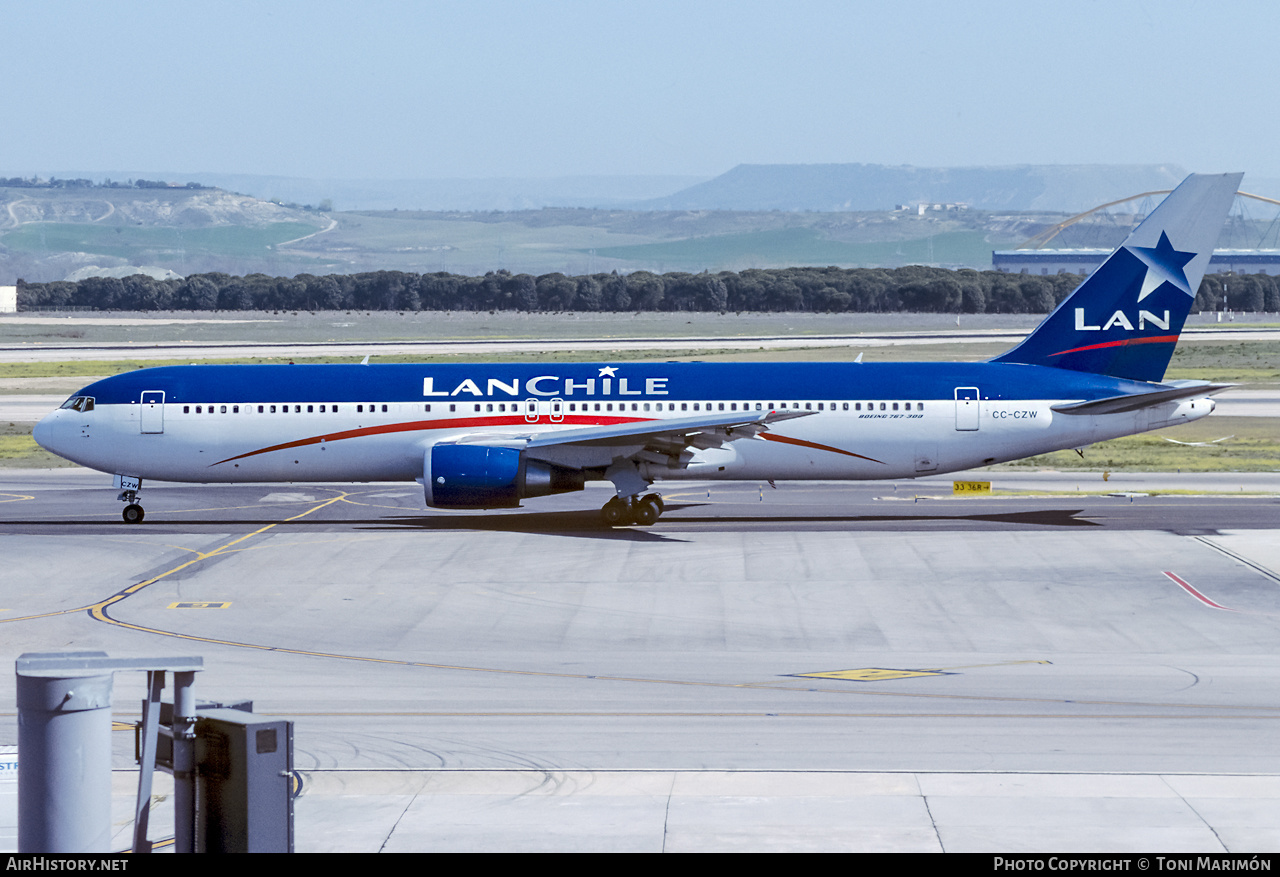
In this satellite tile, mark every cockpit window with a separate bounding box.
[59,396,95,412]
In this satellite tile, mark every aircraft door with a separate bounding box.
[524,398,539,423]
[550,398,564,423]
[954,387,979,431]
[140,390,165,434]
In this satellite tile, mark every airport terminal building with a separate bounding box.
[993,249,1280,276]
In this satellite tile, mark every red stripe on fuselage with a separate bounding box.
[759,432,885,464]
[213,413,886,469]
[210,414,648,466]
[1049,335,1179,358]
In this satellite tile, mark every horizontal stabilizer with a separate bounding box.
[1050,384,1232,416]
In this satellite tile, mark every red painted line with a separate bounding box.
[1163,571,1234,611]
[759,432,885,465]
[1049,335,1179,358]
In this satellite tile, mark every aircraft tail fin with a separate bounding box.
[992,173,1241,383]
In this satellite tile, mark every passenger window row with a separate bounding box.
[178,403,450,414]
[557,401,924,413]
[176,400,926,415]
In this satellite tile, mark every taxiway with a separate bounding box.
[1,470,1279,850]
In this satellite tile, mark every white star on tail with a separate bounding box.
[1128,231,1197,303]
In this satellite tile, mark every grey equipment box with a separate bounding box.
[194,708,294,853]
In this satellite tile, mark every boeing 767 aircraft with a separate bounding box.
[35,173,1241,526]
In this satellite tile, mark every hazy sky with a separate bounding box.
[7,0,1275,181]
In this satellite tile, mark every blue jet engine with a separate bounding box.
[423,443,586,509]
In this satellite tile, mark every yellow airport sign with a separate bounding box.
[953,480,991,495]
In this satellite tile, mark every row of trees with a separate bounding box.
[16,266,1272,314]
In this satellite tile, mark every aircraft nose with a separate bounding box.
[32,411,57,451]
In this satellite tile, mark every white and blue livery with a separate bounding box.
[34,173,1241,525]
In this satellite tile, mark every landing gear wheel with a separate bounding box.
[601,497,629,526]
[122,503,145,524]
[632,498,661,526]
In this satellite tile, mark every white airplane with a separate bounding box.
[35,173,1241,526]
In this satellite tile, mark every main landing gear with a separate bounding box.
[600,493,664,527]
[118,488,145,524]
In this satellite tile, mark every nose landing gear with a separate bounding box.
[600,493,664,527]
[118,487,145,524]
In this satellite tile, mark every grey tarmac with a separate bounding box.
[1,470,1279,852]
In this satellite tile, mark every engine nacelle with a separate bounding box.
[422,443,586,509]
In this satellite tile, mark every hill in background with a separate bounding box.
[637,163,1195,213]
[26,163,1257,213]
[0,183,330,283]
[25,172,710,213]
[4,164,1275,283]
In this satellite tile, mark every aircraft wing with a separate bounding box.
[444,408,814,472]
[526,408,812,449]
[1050,383,1232,416]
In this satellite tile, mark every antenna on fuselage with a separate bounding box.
[360,355,371,365]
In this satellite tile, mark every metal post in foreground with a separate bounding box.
[16,652,203,853]
[16,655,113,853]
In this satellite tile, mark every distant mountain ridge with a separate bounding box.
[20,165,1280,214]
[18,172,708,212]
[636,163,1195,213]
[6,165,1279,283]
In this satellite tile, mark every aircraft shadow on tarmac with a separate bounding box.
[0,504,1104,539]
[357,503,1103,537]
[676,507,1104,528]
[362,507,691,541]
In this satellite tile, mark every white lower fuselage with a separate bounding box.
[37,391,1214,488]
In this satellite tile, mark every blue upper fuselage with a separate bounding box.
[71,361,1159,406]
